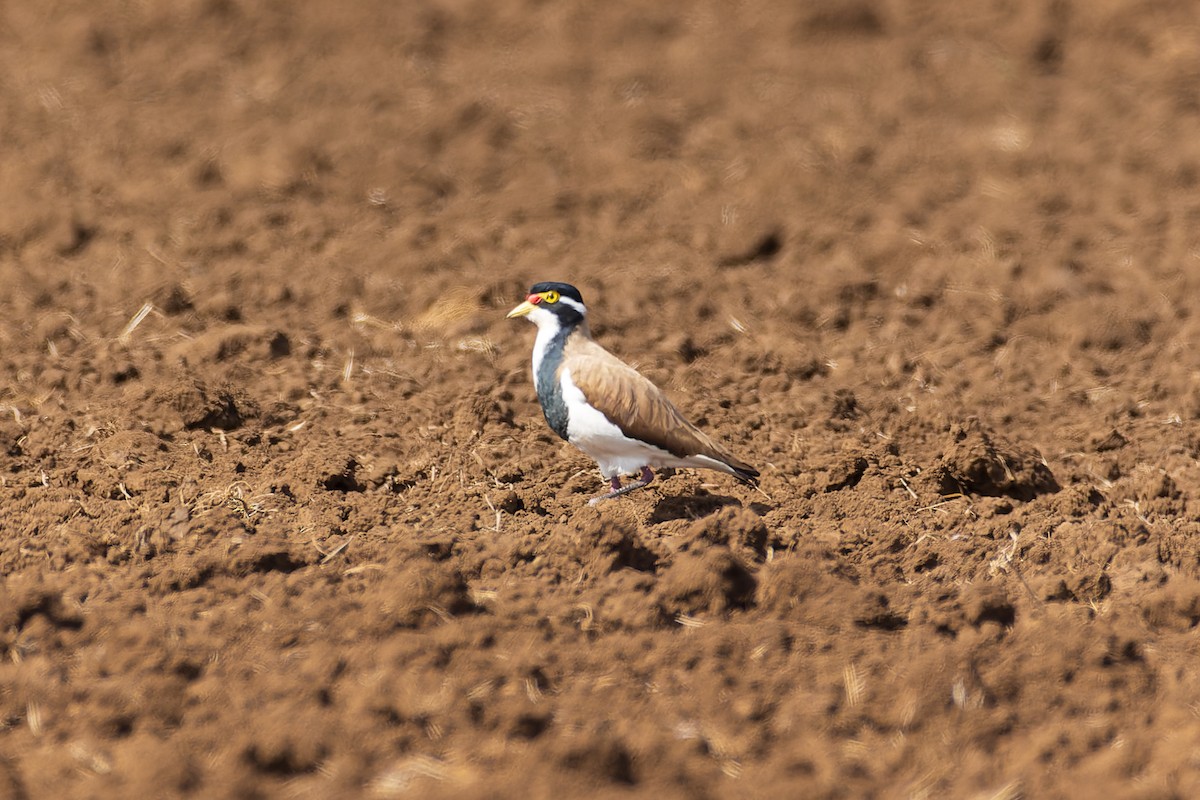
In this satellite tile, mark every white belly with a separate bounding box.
[560,368,710,479]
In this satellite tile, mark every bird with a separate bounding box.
[507,281,759,505]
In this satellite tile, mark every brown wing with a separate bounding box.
[561,335,758,477]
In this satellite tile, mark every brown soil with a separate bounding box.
[4,1,1200,797]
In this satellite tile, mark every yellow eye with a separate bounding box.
[544,291,560,303]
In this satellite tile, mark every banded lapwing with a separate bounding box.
[507,282,759,505]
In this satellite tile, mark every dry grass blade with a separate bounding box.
[320,534,357,564]
[977,780,1022,800]
[343,563,384,575]
[456,336,497,356]
[918,493,971,513]
[368,755,451,797]
[117,302,156,343]
[352,311,403,331]
[987,529,1020,576]
[191,481,279,521]
[483,495,502,532]
[26,702,43,736]
[412,286,482,334]
[843,664,865,707]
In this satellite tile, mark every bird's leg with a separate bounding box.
[588,467,655,506]
[588,476,623,506]
[635,465,654,487]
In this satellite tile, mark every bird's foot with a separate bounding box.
[588,467,655,506]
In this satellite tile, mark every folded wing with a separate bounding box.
[561,336,759,483]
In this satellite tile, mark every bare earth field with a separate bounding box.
[4,0,1200,797]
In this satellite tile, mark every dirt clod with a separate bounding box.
[927,420,1059,501]
[657,547,757,616]
[168,379,255,431]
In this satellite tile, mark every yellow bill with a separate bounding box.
[506,299,538,318]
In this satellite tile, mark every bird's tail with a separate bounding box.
[726,459,760,487]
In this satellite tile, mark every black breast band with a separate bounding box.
[536,328,571,441]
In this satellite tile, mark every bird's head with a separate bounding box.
[506,282,587,330]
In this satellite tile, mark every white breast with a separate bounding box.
[530,320,558,391]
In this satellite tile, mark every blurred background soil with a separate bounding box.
[4,0,1200,797]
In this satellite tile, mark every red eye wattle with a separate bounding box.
[527,294,542,304]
